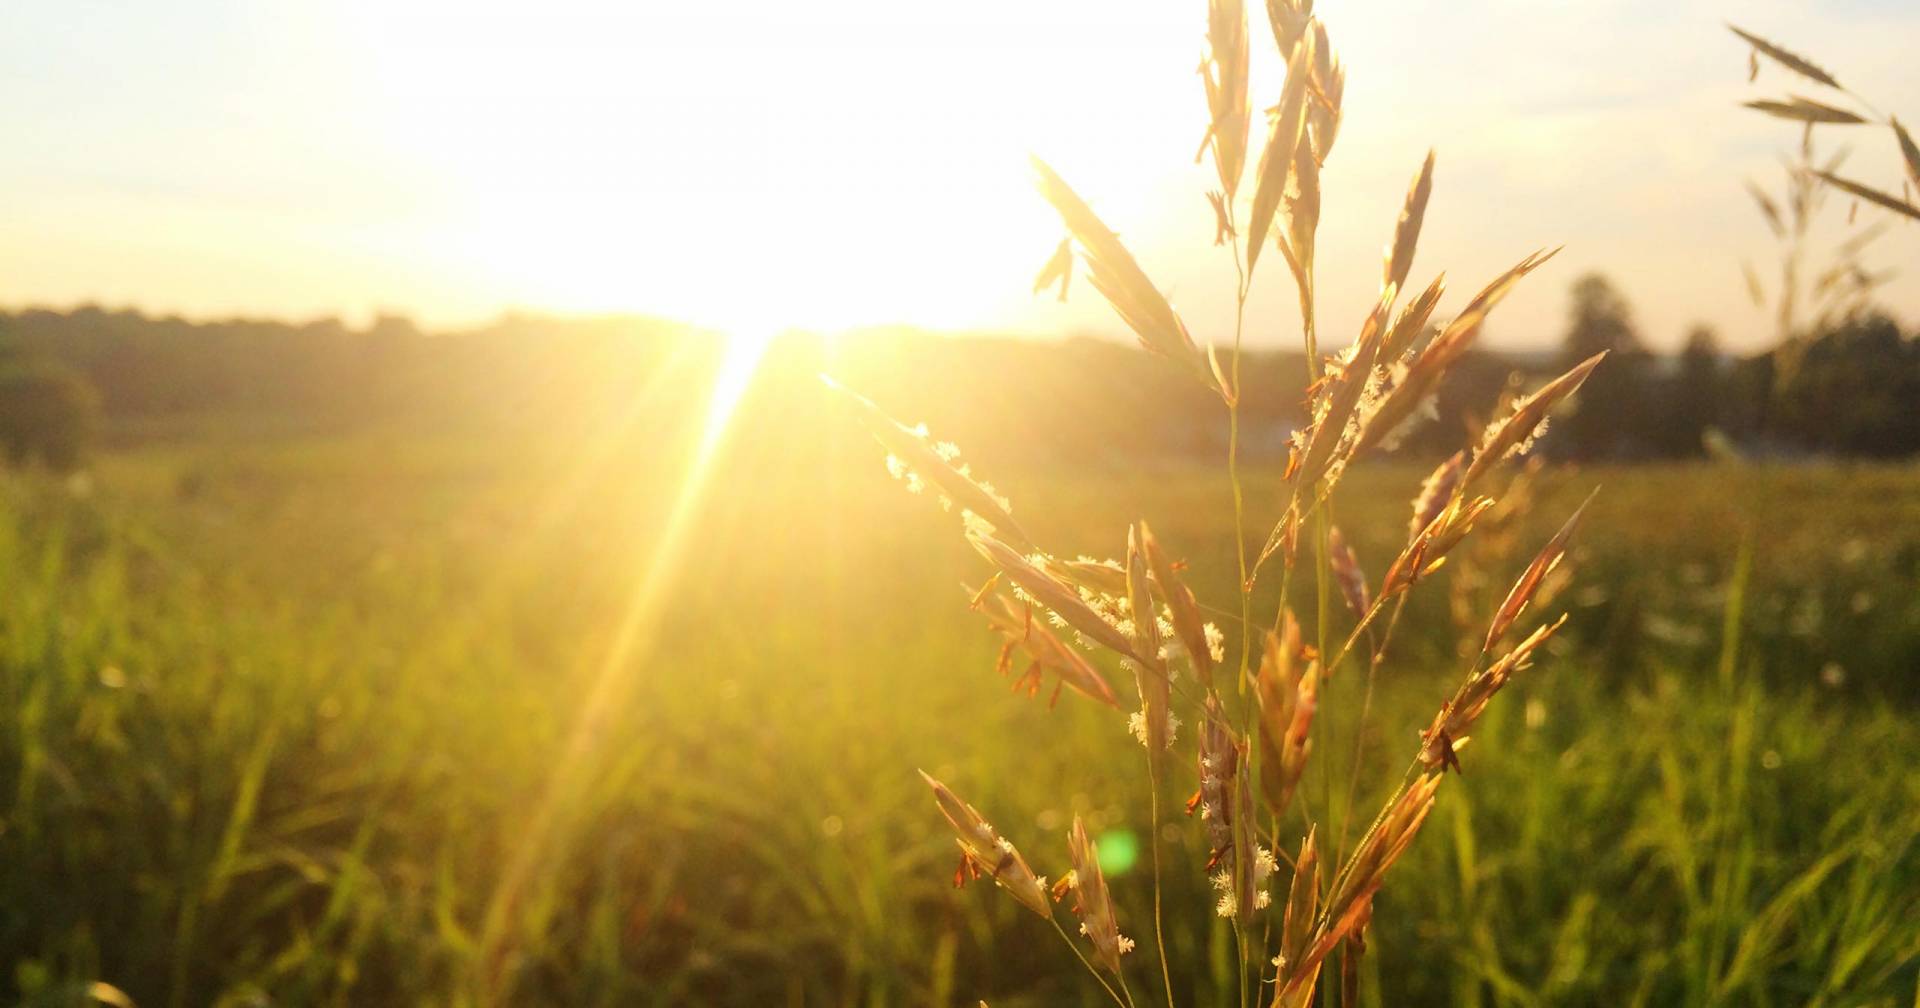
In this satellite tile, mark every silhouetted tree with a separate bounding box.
[0,359,101,471]
[0,300,1913,464]
[1651,324,1723,457]
[1556,274,1652,459]
[1770,312,1920,457]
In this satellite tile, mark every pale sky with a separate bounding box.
[2,0,1915,351]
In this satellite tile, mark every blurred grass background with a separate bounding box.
[0,351,1917,1006]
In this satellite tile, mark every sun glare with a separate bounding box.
[477,323,771,971]
[701,330,776,452]
[336,0,1199,334]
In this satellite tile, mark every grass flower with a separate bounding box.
[839,1,1607,1000]
[1063,816,1135,975]
[920,771,1053,919]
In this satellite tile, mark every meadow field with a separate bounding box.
[6,0,1920,1002]
[1,402,1915,1006]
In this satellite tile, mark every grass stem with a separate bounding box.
[1050,917,1131,1008]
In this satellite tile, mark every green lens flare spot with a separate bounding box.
[1096,830,1140,876]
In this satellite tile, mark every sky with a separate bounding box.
[1,0,1916,352]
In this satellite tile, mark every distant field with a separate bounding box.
[1,427,1916,1005]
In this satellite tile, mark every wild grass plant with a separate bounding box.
[1731,24,1919,357]
[827,1,1622,1003]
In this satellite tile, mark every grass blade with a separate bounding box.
[1814,170,1920,222]
[1728,25,1840,89]
[1384,151,1435,297]
[1743,97,1866,125]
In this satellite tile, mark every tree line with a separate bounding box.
[0,277,1914,472]
[1553,273,1920,460]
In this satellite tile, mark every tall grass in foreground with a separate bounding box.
[828,2,1609,1004]
[4,445,1918,1003]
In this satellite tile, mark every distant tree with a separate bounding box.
[365,313,422,343]
[1652,325,1724,457]
[0,358,102,471]
[1396,350,1517,457]
[1555,274,1652,459]
[1770,312,1920,457]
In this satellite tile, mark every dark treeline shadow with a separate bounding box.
[1,278,1915,473]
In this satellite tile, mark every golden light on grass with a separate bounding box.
[476,328,771,999]
[6,1,1920,1004]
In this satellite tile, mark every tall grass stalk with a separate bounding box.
[833,0,1612,998]
[827,0,1620,1002]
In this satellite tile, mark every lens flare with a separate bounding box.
[475,327,773,994]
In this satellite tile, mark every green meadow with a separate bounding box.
[1,411,1915,1006]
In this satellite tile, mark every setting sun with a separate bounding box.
[331,0,1207,335]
